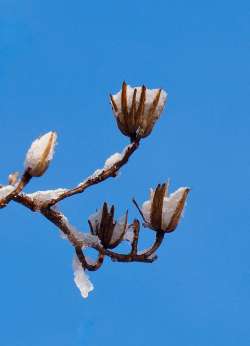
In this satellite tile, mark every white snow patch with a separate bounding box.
[59,214,100,247]
[141,186,188,230]
[111,85,167,121]
[0,185,15,200]
[91,169,103,178]
[104,152,122,169]
[161,188,187,229]
[26,188,67,208]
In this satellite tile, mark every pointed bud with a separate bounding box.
[25,131,57,177]
[141,183,190,233]
[110,82,167,141]
[8,172,19,185]
[88,203,128,249]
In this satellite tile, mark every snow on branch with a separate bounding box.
[0,81,190,299]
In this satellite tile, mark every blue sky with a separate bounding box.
[0,0,249,345]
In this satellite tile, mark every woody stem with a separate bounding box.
[102,231,164,263]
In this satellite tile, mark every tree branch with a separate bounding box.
[0,171,32,209]
[103,231,164,263]
[13,192,163,267]
[0,82,179,299]
[45,140,140,207]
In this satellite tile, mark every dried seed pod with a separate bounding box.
[141,183,190,232]
[88,203,128,249]
[110,82,167,141]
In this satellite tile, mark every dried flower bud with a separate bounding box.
[110,81,167,140]
[8,172,19,185]
[25,131,57,177]
[141,183,190,233]
[88,202,128,249]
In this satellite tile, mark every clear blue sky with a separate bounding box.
[0,0,249,345]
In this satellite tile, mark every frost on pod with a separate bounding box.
[88,202,128,249]
[73,256,94,299]
[110,82,167,140]
[141,183,190,233]
[25,131,57,177]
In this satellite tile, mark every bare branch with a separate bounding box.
[0,171,32,209]
[0,82,189,299]
[104,231,164,263]
[130,219,140,256]
[14,193,164,265]
[46,139,140,207]
[75,247,105,272]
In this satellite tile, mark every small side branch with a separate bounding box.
[46,140,140,207]
[5,136,167,278]
[103,231,164,263]
[0,171,32,209]
[75,247,105,272]
[130,219,140,256]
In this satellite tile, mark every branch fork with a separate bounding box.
[0,82,190,299]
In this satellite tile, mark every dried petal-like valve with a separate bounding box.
[141,183,190,232]
[110,82,167,140]
[88,202,128,249]
[25,131,57,177]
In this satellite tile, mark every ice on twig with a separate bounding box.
[73,256,94,298]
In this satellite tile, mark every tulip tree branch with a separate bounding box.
[104,231,163,263]
[13,192,163,266]
[0,171,32,209]
[45,139,140,207]
[0,82,189,298]
[8,137,161,269]
[130,219,140,256]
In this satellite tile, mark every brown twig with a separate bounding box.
[0,171,32,209]
[7,136,164,273]
[13,192,163,267]
[46,139,140,207]
[130,219,140,256]
[103,231,164,263]
[0,81,176,300]
[75,247,105,272]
